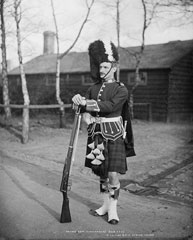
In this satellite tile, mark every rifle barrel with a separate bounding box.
[60,107,81,223]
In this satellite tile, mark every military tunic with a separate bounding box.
[83,80,133,178]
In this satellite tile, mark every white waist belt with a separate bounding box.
[92,116,122,123]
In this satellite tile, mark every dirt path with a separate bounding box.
[0,150,192,239]
[1,117,193,204]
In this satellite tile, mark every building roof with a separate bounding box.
[9,51,90,75]
[9,39,193,75]
[120,39,193,70]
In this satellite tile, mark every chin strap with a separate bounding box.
[100,63,113,80]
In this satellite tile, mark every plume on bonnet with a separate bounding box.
[88,40,119,80]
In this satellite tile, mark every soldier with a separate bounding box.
[72,40,135,224]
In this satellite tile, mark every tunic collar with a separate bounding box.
[102,79,116,83]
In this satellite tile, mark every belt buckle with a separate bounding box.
[95,116,101,124]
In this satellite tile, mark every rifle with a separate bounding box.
[60,106,81,223]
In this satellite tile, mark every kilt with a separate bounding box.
[85,127,128,177]
[107,137,127,173]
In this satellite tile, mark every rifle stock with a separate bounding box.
[60,192,71,223]
[60,106,81,223]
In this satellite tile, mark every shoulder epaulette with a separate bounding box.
[116,81,125,86]
[94,80,101,85]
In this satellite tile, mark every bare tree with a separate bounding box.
[59,0,95,59]
[95,0,127,81]
[158,0,193,13]
[50,0,95,127]
[99,0,128,80]
[151,0,193,26]
[0,0,11,121]
[127,0,158,119]
[127,0,192,119]
[13,0,30,143]
[116,0,121,81]
[50,0,65,127]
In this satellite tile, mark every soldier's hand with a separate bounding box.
[72,94,86,106]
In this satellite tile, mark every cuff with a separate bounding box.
[86,99,100,112]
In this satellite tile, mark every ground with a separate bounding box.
[0,113,193,239]
[1,114,193,203]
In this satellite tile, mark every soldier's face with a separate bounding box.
[99,62,116,80]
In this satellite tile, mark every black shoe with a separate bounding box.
[108,219,119,225]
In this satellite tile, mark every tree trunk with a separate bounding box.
[0,0,11,122]
[116,0,120,82]
[14,0,30,144]
[50,0,95,128]
[22,107,29,143]
[50,0,66,128]
[56,57,66,128]
[129,0,148,119]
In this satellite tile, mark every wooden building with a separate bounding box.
[8,33,193,122]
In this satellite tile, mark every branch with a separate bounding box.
[141,0,147,51]
[59,0,95,60]
[50,0,59,54]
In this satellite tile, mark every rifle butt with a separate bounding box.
[60,192,72,223]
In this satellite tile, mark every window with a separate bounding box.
[45,75,55,86]
[82,75,93,86]
[16,77,21,86]
[65,74,70,84]
[128,71,147,85]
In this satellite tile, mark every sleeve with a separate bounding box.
[86,85,128,113]
[80,87,92,113]
[85,87,91,99]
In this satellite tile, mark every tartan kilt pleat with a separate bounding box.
[85,132,127,177]
[107,137,127,173]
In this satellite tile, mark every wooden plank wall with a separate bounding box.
[168,52,193,122]
[8,73,89,105]
[60,73,89,99]
[9,58,193,123]
[121,70,169,121]
[8,71,170,121]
